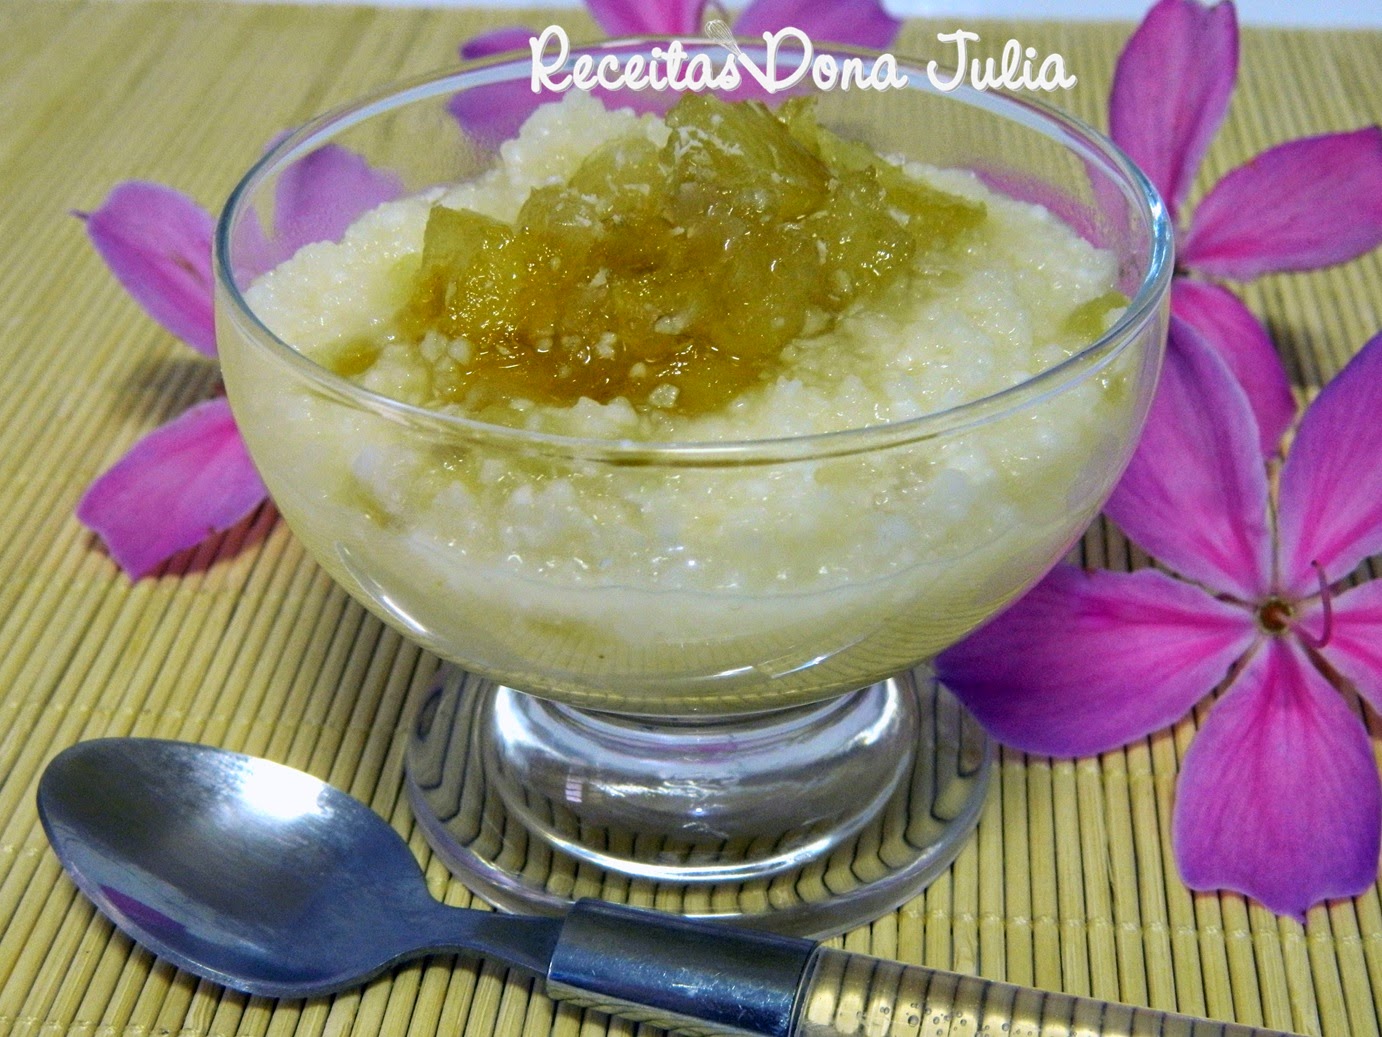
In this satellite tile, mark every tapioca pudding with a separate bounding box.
[222,90,1145,714]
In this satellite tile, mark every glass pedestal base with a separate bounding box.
[405,663,991,938]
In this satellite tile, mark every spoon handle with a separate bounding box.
[795,945,1298,1037]
[545,901,1300,1037]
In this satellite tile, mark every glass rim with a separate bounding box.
[214,38,1173,465]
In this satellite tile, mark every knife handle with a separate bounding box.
[795,946,1299,1037]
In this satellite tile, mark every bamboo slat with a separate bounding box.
[0,5,1379,1037]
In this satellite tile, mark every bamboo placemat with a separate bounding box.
[1,4,1379,1036]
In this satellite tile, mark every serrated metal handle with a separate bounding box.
[544,901,1301,1037]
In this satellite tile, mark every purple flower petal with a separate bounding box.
[1180,128,1382,279]
[1170,278,1295,456]
[81,181,216,357]
[233,144,404,279]
[1108,0,1237,223]
[1173,638,1381,920]
[449,28,688,144]
[587,0,705,36]
[461,27,539,60]
[269,145,403,266]
[935,565,1256,757]
[1302,580,1382,716]
[76,397,267,579]
[450,32,559,146]
[1276,330,1382,596]
[1105,317,1273,599]
[449,83,557,148]
[733,0,901,49]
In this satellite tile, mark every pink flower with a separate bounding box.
[448,0,900,140]
[933,0,1382,919]
[77,150,400,578]
[936,319,1382,919]
[1110,0,1382,456]
[579,0,899,45]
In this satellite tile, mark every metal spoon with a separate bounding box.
[38,738,1296,1037]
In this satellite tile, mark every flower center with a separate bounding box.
[1257,597,1295,634]
[1259,563,1336,648]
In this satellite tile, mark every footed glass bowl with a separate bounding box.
[215,39,1172,936]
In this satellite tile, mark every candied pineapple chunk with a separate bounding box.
[398,94,987,415]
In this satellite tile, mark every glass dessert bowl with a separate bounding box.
[215,40,1172,936]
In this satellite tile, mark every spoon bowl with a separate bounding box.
[37,738,560,998]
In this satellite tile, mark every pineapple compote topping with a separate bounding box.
[336,94,987,418]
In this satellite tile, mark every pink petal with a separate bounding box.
[76,397,267,579]
[1108,0,1237,223]
[269,145,403,266]
[233,145,403,279]
[1277,331,1382,595]
[448,31,686,144]
[449,84,555,147]
[935,565,1256,757]
[1173,638,1381,919]
[1105,316,1273,599]
[450,33,557,145]
[460,27,538,61]
[1300,580,1382,716]
[733,0,901,49]
[1181,128,1382,279]
[587,0,705,36]
[1170,278,1295,456]
[81,181,216,357]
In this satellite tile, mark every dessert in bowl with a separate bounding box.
[215,40,1171,934]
